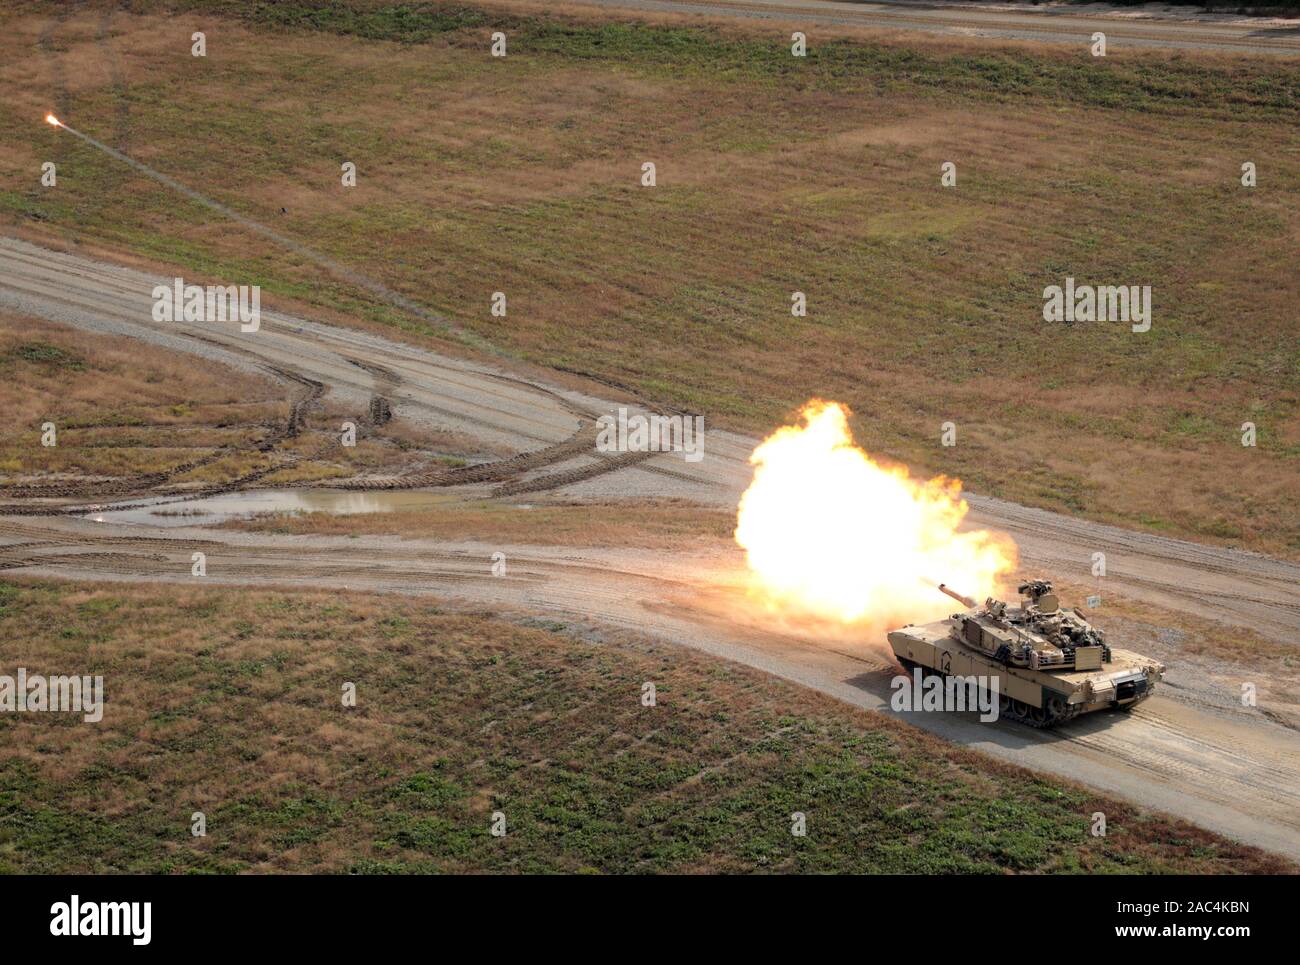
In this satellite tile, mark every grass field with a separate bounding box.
[0,311,464,491]
[225,504,1300,712]
[0,1,1296,555]
[0,578,1289,874]
[0,312,284,486]
[232,496,738,546]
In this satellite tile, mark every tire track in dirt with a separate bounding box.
[4,515,1299,856]
[1,451,227,501]
[3,238,1300,857]
[2,236,1297,643]
[492,448,659,497]
[0,237,696,501]
[345,357,397,431]
[0,365,317,505]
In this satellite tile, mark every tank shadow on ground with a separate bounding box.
[842,668,1142,751]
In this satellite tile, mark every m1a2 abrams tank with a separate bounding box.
[887,579,1164,728]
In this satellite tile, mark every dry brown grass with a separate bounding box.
[0,310,469,491]
[0,311,278,482]
[231,497,737,546]
[2,3,1294,556]
[0,577,1290,873]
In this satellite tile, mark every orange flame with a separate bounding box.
[734,400,1016,629]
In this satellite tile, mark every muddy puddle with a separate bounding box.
[82,489,450,527]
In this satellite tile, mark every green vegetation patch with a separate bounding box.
[0,580,1288,874]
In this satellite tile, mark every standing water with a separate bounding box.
[81,489,449,527]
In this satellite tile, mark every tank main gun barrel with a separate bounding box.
[938,584,978,608]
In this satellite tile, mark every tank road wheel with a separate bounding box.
[1045,695,1071,725]
[999,694,1013,717]
[1007,699,1030,721]
[1027,704,1051,727]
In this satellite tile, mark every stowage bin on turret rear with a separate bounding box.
[887,579,1164,728]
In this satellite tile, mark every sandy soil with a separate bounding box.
[2,235,1299,860]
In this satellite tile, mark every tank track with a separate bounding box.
[897,659,1084,729]
[997,693,1081,729]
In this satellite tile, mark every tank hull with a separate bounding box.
[887,620,1161,728]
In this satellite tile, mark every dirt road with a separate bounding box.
[564,0,1300,55]
[4,516,1299,859]
[2,236,1299,859]
[5,238,1294,640]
